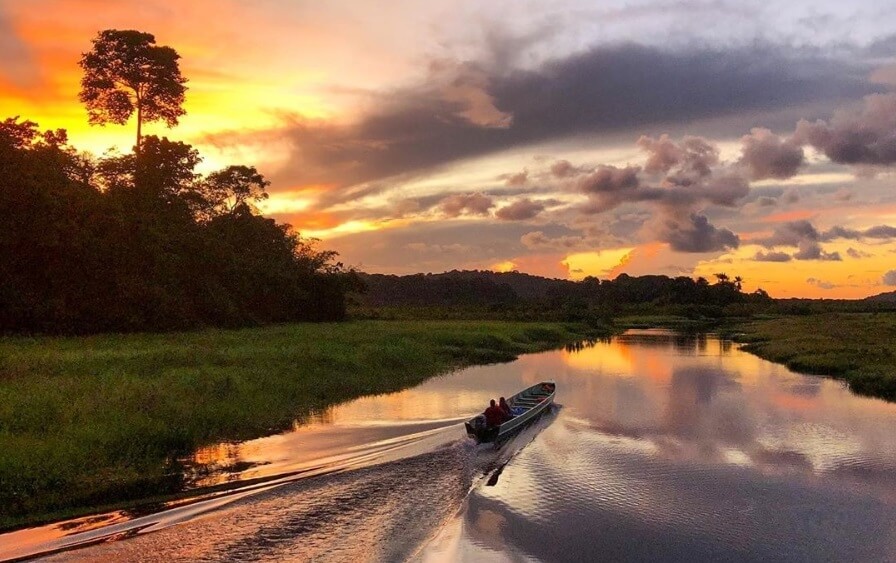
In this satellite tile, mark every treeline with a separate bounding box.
[357,271,896,321]
[0,118,356,334]
[355,270,771,321]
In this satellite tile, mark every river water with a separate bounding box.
[5,329,896,562]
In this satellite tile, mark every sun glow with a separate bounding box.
[562,247,636,280]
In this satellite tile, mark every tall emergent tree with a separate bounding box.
[79,29,187,153]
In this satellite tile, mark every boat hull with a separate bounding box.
[465,382,555,444]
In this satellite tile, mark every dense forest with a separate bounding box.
[0,118,355,333]
[356,270,896,321]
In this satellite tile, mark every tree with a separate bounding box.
[79,29,187,153]
[201,165,270,219]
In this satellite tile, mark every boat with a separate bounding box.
[465,381,556,444]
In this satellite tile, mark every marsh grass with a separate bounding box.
[0,320,600,529]
[734,313,896,401]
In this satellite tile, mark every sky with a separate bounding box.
[3,0,896,298]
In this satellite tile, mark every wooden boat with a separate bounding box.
[465,381,556,444]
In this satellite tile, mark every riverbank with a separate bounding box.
[0,320,606,530]
[730,313,896,401]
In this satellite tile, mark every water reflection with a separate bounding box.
[7,329,896,562]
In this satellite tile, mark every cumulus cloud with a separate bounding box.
[794,240,841,261]
[637,134,719,183]
[793,93,896,166]
[738,127,804,180]
[578,165,641,194]
[884,270,896,286]
[762,220,820,247]
[495,198,545,221]
[439,193,494,217]
[648,213,739,253]
[754,250,792,262]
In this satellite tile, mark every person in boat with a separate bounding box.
[499,397,514,420]
[483,399,505,428]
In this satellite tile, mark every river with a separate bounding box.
[4,329,896,562]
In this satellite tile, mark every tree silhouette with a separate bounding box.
[734,275,744,291]
[201,165,270,219]
[79,29,187,153]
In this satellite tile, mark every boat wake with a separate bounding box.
[1,408,558,562]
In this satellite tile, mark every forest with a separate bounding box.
[0,117,356,333]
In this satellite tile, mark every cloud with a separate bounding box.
[521,230,587,250]
[208,41,876,193]
[500,170,529,186]
[495,198,545,221]
[439,192,494,217]
[793,93,896,166]
[637,134,718,182]
[738,127,804,180]
[846,247,871,259]
[550,159,586,178]
[807,277,837,290]
[820,224,896,241]
[754,250,792,262]
[578,165,641,194]
[884,270,896,286]
[762,220,820,247]
[794,240,841,261]
[649,213,739,253]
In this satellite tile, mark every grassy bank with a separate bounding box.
[732,313,896,401]
[0,320,603,530]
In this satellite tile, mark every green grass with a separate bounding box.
[0,320,604,529]
[733,313,896,401]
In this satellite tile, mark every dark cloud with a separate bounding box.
[578,165,641,194]
[495,198,546,221]
[793,93,896,166]
[762,220,820,247]
[209,42,877,193]
[649,213,739,253]
[846,247,871,259]
[439,193,494,217]
[754,250,792,262]
[794,240,841,261]
[884,270,896,286]
[820,224,896,241]
[738,127,805,180]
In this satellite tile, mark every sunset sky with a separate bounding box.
[3,0,896,297]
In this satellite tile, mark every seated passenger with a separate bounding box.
[499,397,514,421]
[484,399,505,428]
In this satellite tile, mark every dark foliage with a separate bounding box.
[356,270,779,321]
[0,117,355,334]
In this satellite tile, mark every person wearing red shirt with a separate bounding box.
[483,399,505,428]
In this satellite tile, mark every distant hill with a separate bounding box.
[357,270,577,308]
[865,290,896,303]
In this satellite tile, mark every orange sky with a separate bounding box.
[3,0,896,298]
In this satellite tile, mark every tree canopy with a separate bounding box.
[0,117,355,334]
[79,29,187,152]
